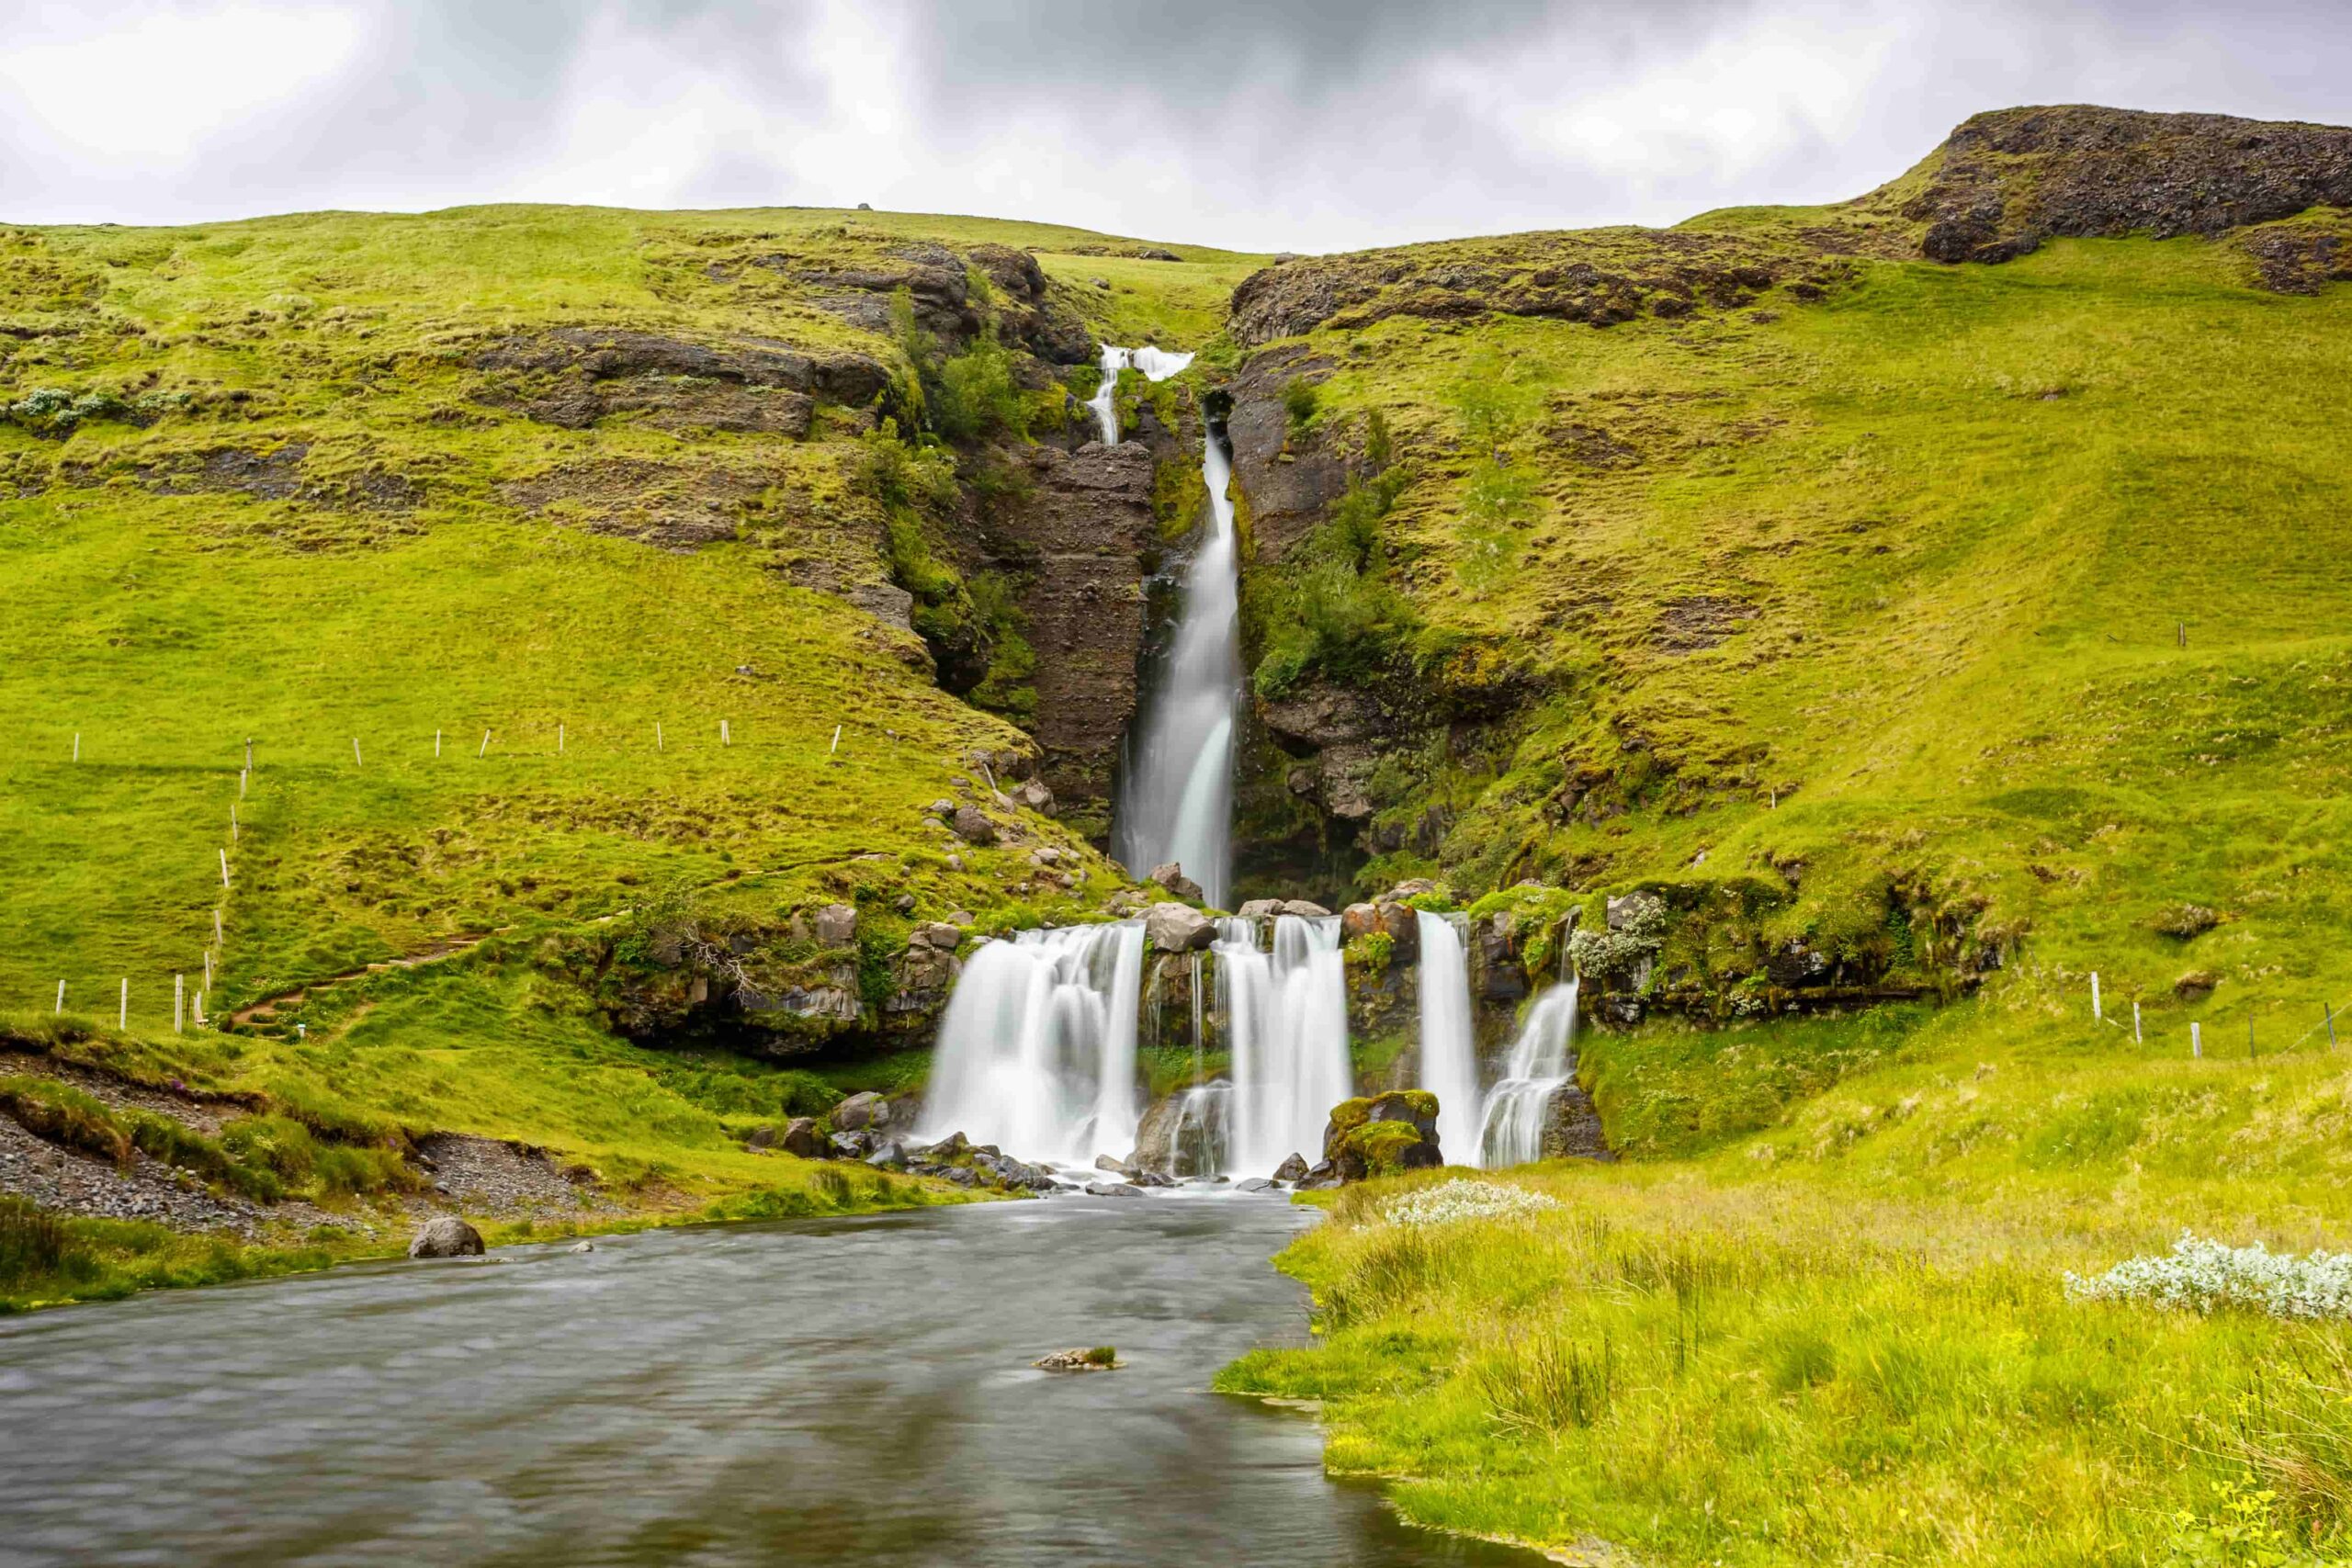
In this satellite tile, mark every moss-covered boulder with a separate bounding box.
[1320,1089,1443,1181]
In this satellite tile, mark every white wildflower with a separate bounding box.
[2064,1230,2352,1321]
[1381,1179,1560,1228]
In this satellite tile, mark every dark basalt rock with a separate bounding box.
[1903,106,2352,268]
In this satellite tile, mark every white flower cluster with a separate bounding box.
[1381,1179,1561,1228]
[2064,1230,2352,1321]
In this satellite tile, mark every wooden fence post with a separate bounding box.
[480,728,492,757]
[175,974,184,1033]
[435,728,443,758]
[119,978,127,1031]
[2091,972,2101,1021]
[656,722,663,751]
[72,733,79,761]
[721,720,730,747]
[2191,1021,2201,1058]
[220,848,231,889]
[2133,1000,2142,1043]
[231,805,239,842]
[2329,1002,2338,1048]
[559,723,565,755]
[54,979,64,1015]
[213,908,224,947]
[353,738,363,768]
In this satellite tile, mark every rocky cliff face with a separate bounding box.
[1896,105,2352,265]
[982,440,1159,829]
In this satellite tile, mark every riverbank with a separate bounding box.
[1220,1145,2352,1566]
[0,1010,979,1313]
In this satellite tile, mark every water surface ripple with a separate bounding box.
[0,1195,1540,1566]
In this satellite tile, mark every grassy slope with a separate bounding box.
[1218,193,2352,1562]
[0,203,1256,1253]
[1268,231,2352,1042]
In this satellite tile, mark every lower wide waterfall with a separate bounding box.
[1476,979,1580,1168]
[918,923,1146,1165]
[1217,914,1351,1174]
[1416,910,1481,1163]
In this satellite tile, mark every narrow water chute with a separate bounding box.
[1416,910,1480,1163]
[1476,979,1580,1168]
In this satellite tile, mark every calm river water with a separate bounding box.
[0,1193,1539,1566]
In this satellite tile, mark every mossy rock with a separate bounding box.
[1339,1120,1427,1177]
[1373,1089,1439,1123]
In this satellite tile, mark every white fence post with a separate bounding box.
[220,848,231,889]
[2133,1000,2142,1043]
[175,974,184,1033]
[353,738,363,768]
[54,979,64,1014]
[2191,1021,2202,1059]
[119,978,128,1031]
[480,728,492,757]
[720,720,730,747]
[2091,972,2102,1022]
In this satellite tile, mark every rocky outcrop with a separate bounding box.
[1319,1090,1443,1182]
[1223,347,1353,563]
[1228,233,1803,345]
[469,327,893,432]
[1897,106,2352,266]
[770,241,1092,365]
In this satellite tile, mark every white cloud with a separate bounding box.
[0,3,365,164]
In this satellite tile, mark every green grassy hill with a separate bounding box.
[0,202,1255,1257]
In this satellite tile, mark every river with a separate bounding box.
[0,1193,1540,1566]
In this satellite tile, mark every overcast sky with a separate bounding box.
[2,1,2346,253]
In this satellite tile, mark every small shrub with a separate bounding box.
[1383,1179,1560,1228]
[2153,903,2222,940]
[2066,1231,2352,1321]
[0,1196,79,1290]
[1084,1345,1118,1367]
[1282,377,1320,434]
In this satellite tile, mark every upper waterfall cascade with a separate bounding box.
[1085,343,1195,446]
[1112,355,1238,909]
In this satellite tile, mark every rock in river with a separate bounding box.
[408,1216,486,1258]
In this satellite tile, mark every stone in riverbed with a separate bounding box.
[1233,1177,1278,1194]
[1280,899,1332,919]
[1092,1153,1136,1178]
[1237,898,1284,919]
[865,1140,909,1169]
[570,1240,595,1253]
[1272,1152,1310,1183]
[1144,902,1216,953]
[408,1216,485,1258]
[1034,1347,1122,1371]
[1083,1180,1142,1198]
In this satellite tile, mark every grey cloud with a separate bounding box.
[0,0,2346,251]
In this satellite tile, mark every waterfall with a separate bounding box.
[1476,980,1580,1168]
[1085,343,1195,446]
[1417,910,1479,1164]
[1114,421,1240,907]
[917,922,1146,1164]
[1215,914,1352,1174]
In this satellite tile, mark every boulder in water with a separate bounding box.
[1296,1159,1342,1190]
[1280,899,1332,919]
[1127,1096,1183,1174]
[1083,1180,1143,1198]
[1034,1346,1121,1371]
[1272,1152,1310,1183]
[1092,1153,1136,1178]
[1238,898,1284,919]
[1321,1091,1443,1182]
[408,1216,485,1258]
[1234,1177,1278,1194]
[865,1140,909,1169]
[1145,902,1216,953]
[920,1131,970,1161]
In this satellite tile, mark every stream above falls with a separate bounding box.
[0,1196,1544,1567]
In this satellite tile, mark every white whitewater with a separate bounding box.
[1216,914,1352,1174]
[918,922,1146,1164]
[1114,422,1241,908]
[1476,980,1580,1168]
[1416,910,1481,1164]
[1085,343,1195,446]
